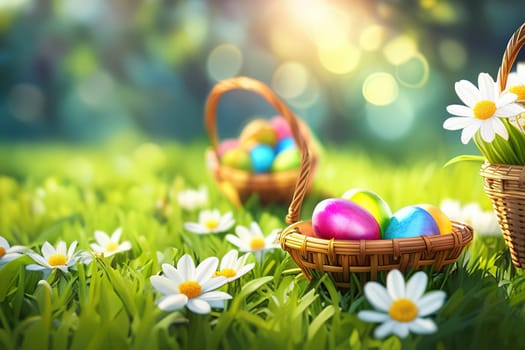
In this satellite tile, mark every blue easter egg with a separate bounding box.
[384,206,439,239]
[249,144,275,173]
[275,137,296,154]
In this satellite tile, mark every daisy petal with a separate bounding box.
[184,223,207,234]
[443,117,473,130]
[0,237,8,247]
[391,322,410,339]
[455,80,480,107]
[225,234,247,250]
[158,294,188,311]
[41,242,55,259]
[408,318,437,334]
[387,269,405,299]
[194,257,218,283]
[364,282,392,312]
[111,228,123,242]
[491,117,509,140]
[199,291,232,301]
[496,92,518,108]
[200,276,227,292]
[26,264,47,271]
[220,250,238,270]
[56,241,67,255]
[150,275,179,295]
[495,103,525,117]
[187,298,211,314]
[479,121,496,142]
[235,226,253,242]
[374,320,396,339]
[446,104,473,117]
[478,73,496,101]
[357,310,390,323]
[67,241,78,258]
[461,124,480,144]
[118,241,132,252]
[405,271,428,300]
[417,291,446,317]
[162,264,184,285]
[177,255,196,280]
[94,231,110,245]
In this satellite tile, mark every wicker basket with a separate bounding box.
[479,23,525,269]
[279,142,473,288]
[204,77,318,205]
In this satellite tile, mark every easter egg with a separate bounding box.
[417,204,453,235]
[275,136,296,154]
[312,198,381,240]
[384,206,440,239]
[218,139,240,157]
[270,116,292,140]
[220,148,251,171]
[240,119,277,147]
[342,188,392,237]
[272,148,300,172]
[249,144,275,173]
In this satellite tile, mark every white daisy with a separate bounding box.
[184,209,235,234]
[177,186,209,210]
[150,254,231,314]
[216,250,255,282]
[90,227,132,257]
[0,236,27,266]
[440,199,500,236]
[444,72,524,143]
[505,62,525,101]
[27,240,82,273]
[358,269,446,339]
[225,222,280,253]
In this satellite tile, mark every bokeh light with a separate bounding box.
[395,53,430,88]
[362,72,399,106]
[359,25,387,51]
[439,39,468,71]
[365,97,415,140]
[318,44,361,75]
[206,44,243,82]
[383,35,418,65]
[7,84,45,122]
[78,72,115,107]
[272,62,309,99]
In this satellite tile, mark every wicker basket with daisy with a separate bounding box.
[443,22,525,268]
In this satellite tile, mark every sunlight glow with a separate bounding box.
[359,25,387,51]
[383,35,418,65]
[319,44,361,75]
[272,62,310,99]
[439,39,467,70]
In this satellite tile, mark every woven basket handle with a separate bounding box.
[204,76,311,224]
[497,22,525,92]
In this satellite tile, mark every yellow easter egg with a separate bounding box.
[417,204,453,234]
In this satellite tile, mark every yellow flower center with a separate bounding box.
[178,280,202,299]
[48,253,67,266]
[0,247,5,258]
[105,242,119,252]
[389,298,419,323]
[510,85,525,101]
[216,268,237,278]
[473,100,497,120]
[204,219,219,230]
[249,237,266,250]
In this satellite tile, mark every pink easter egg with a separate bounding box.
[312,198,381,240]
[218,139,240,157]
[270,116,292,140]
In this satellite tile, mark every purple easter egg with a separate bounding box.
[218,139,240,157]
[384,206,440,239]
[312,198,381,240]
[271,116,292,140]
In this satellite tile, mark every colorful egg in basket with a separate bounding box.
[204,77,319,205]
[279,166,474,288]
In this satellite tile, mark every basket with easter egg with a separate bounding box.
[279,165,473,287]
[204,77,319,204]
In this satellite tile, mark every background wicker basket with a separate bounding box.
[204,77,318,205]
[279,141,473,288]
[479,23,525,269]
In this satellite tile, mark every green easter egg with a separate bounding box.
[220,148,252,171]
[342,188,392,236]
[271,148,301,172]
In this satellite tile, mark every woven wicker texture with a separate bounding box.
[204,77,318,205]
[480,22,525,268]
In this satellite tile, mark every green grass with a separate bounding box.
[0,141,524,350]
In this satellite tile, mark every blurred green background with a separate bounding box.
[0,0,524,159]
